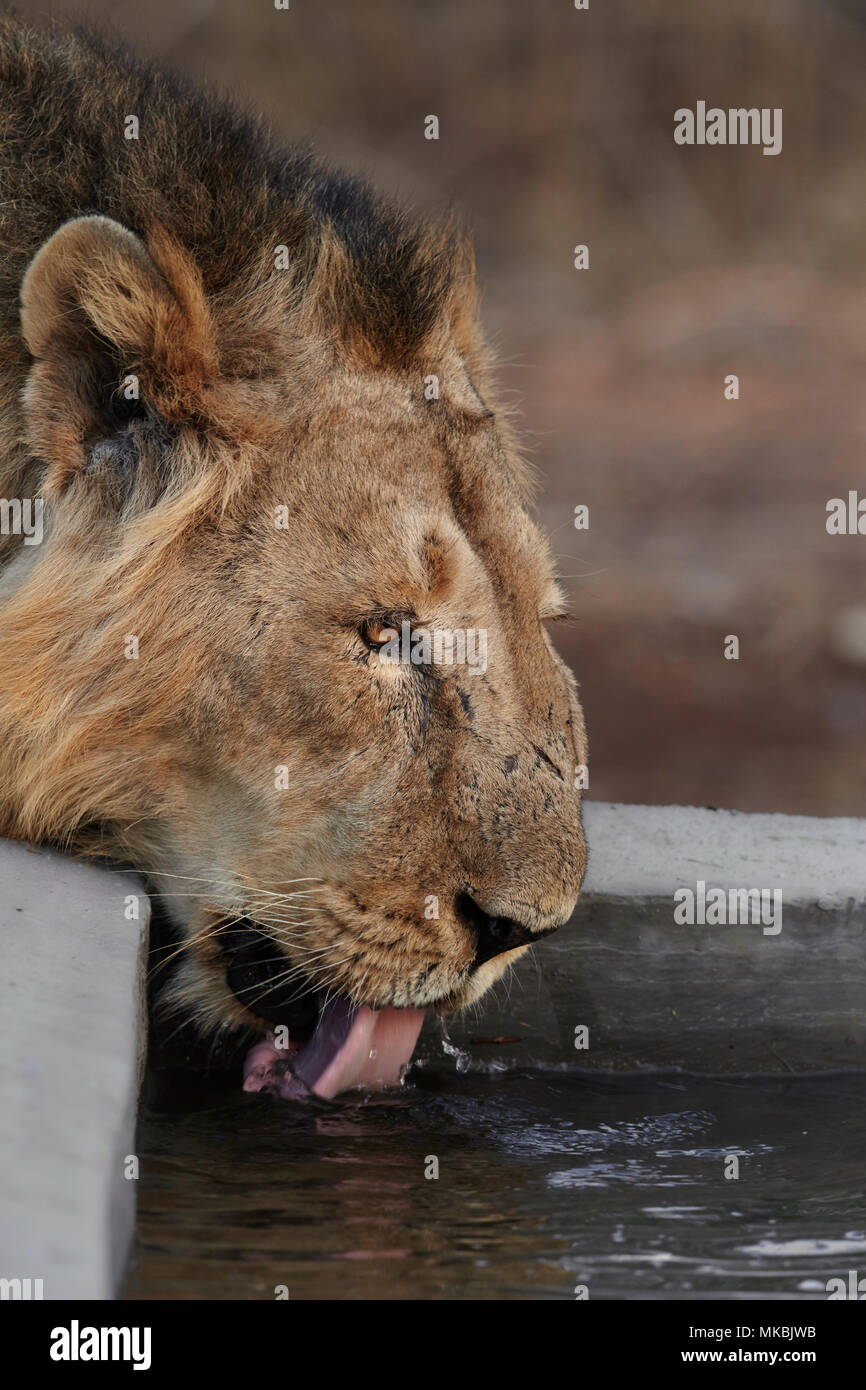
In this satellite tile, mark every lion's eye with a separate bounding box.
[361,620,396,650]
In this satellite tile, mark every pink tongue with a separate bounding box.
[242,1000,426,1100]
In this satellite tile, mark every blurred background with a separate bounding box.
[15,0,866,813]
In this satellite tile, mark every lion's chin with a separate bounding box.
[241,998,426,1100]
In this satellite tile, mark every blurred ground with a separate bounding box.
[14,0,866,813]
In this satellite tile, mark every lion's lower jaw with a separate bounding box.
[157,952,429,1100]
[241,1002,426,1100]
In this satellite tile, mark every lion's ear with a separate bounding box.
[20,216,216,486]
[21,215,177,363]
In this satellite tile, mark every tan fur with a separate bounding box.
[0,20,587,1041]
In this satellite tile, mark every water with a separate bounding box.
[124,1066,866,1300]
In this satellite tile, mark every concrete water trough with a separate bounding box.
[1,802,863,1297]
[435,802,866,1074]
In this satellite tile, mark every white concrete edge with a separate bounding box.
[581,800,866,902]
[0,839,148,1300]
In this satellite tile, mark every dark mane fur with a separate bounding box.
[0,12,459,389]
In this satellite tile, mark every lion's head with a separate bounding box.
[0,185,587,1096]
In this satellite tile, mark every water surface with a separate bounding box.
[125,1066,866,1300]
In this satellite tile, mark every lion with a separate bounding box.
[0,17,587,1098]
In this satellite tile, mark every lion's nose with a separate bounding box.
[456,893,560,969]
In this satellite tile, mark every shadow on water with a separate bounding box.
[124,1065,866,1300]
